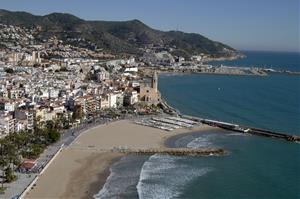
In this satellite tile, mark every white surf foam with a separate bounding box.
[94,156,143,199]
[94,166,115,199]
[187,136,212,148]
[137,154,212,199]
[186,134,219,149]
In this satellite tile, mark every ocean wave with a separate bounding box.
[187,136,212,149]
[94,156,146,199]
[137,154,212,199]
[94,166,115,199]
[186,134,218,149]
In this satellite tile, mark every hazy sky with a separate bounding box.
[1,0,299,52]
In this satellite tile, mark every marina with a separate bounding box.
[151,117,193,128]
[135,116,200,131]
[135,112,300,143]
[166,116,198,125]
[158,94,300,143]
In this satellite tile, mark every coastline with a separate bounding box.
[158,70,267,76]
[23,70,299,198]
[62,152,123,199]
[24,120,217,199]
[85,160,113,199]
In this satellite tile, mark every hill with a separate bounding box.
[0,9,240,58]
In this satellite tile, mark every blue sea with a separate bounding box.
[209,50,300,72]
[95,51,300,199]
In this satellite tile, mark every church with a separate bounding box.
[139,71,161,105]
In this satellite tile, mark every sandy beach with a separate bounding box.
[25,120,215,199]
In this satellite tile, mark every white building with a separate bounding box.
[99,95,110,109]
[32,51,41,64]
[49,89,60,99]
[126,57,135,65]
[191,55,202,62]
[5,102,15,112]
[108,93,117,108]
[0,114,16,136]
[124,67,138,73]
[98,70,110,82]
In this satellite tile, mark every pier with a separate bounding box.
[135,113,300,143]
[201,119,300,143]
[148,101,300,143]
[247,127,300,142]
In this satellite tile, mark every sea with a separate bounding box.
[94,51,300,199]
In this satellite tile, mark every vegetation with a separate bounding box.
[0,118,61,184]
[84,71,98,82]
[4,167,16,183]
[0,9,238,57]
[4,68,14,74]
[0,186,6,194]
[72,105,83,122]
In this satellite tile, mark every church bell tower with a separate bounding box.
[151,71,158,92]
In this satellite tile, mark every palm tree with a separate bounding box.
[0,139,9,187]
[34,115,42,131]
[0,140,8,189]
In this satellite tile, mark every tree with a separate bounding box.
[0,158,6,189]
[4,167,16,183]
[27,144,44,159]
[45,128,60,143]
[4,141,19,182]
[54,113,69,130]
[45,120,54,130]
[0,140,8,189]
[4,68,14,74]
[72,105,83,121]
[33,115,42,131]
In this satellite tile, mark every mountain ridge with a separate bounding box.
[0,9,240,58]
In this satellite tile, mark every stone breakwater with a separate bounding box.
[116,148,226,156]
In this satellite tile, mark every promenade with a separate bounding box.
[23,119,215,199]
[1,114,140,199]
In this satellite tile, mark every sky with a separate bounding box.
[1,0,299,52]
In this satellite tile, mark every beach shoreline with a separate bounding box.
[62,152,123,199]
[24,120,216,199]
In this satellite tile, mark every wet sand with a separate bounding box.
[25,120,215,199]
[62,152,122,199]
